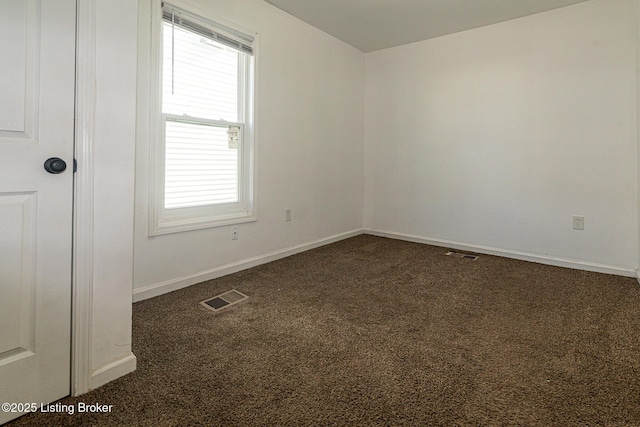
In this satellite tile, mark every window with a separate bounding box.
[149,3,256,235]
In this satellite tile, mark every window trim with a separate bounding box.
[148,1,257,236]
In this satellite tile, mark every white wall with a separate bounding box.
[364,0,638,274]
[134,0,364,298]
[88,0,137,387]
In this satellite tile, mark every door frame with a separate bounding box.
[71,0,97,396]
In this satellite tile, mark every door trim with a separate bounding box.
[71,0,96,396]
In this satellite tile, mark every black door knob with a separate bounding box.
[44,157,67,174]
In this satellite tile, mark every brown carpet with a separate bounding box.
[9,235,640,426]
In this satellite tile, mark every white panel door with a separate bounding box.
[0,0,75,423]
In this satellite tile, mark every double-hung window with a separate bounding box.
[150,3,256,235]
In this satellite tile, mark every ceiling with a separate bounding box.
[263,0,592,52]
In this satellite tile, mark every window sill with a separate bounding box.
[149,211,257,236]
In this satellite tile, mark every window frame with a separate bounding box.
[148,1,257,236]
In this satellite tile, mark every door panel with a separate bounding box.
[0,1,33,135]
[0,193,37,358]
[0,0,76,423]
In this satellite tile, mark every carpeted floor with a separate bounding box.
[9,235,640,426]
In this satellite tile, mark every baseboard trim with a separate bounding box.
[90,352,137,391]
[636,270,640,285]
[133,228,365,302]
[365,229,637,278]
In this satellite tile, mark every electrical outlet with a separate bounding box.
[231,226,238,240]
[285,208,292,222]
[572,215,584,231]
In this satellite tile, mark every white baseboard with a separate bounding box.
[90,352,137,391]
[133,228,364,302]
[365,229,637,278]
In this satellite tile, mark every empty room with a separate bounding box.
[2,0,640,425]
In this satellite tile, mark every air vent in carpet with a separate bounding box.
[445,251,479,261]
[200,289,249,312]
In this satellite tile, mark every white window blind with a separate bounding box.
[162,5,253,56]
[161,5,253,210]
[164,118,240,208]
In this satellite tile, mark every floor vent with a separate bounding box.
[200,289,249,313]
[445,251,479,261]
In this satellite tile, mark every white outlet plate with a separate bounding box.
[231,226,238,240]
[285,208,292,222]
[572,215,584,230]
